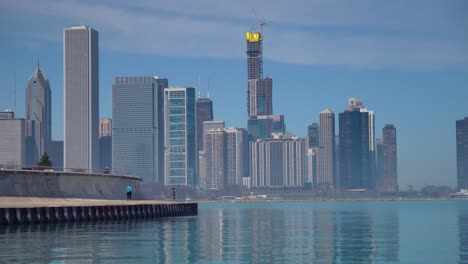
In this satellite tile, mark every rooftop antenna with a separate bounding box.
[14,71,16,114]
[252,9,266,37]
[207,80,211,99]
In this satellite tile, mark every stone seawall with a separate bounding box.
[0,199,198,225]
[0,169,142,200]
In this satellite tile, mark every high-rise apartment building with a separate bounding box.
[99,118,112,137]
[225,127,249,186]
[457,117,468,190]
[382,125,398,192]
[317,109,335,189]
[196,97,213,152]
[250,135,306,188]
[204,128,226,190]
[307,123,319,148]
[199,120,225,187]
[0,112,25,168]
[339,100,371,190]
[25,64,51,165]
[306,148,319,186]
[99,118,112,171]
[63,25,99,170]
[203,121,224,141]
[164,87,196,186]
[112,76,167,182]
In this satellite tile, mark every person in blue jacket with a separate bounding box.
[126,185,132,201]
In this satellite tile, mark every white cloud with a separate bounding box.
[1,0,467,69]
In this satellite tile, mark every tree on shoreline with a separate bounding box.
[37,152,53,167]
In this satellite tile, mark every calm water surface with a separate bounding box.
[0,200,467,263]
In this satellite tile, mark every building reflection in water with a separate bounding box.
[0,203,401,263]
[313,211,337,263]
[459,214,468,264]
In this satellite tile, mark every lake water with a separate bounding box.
[0,200,466,263]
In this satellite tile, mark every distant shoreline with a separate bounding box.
[196,197,467,203]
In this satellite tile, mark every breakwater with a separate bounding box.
[0,169,142,200]
[0,198,197,225]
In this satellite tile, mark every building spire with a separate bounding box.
[207,80,210,99]
[14,71,16,114]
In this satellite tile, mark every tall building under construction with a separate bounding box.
[246,28,279,140]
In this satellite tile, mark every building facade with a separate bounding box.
[48,140,64,169]
[250,135,306,188]
[382,125,398,192]
[375,138,384,191]
[204,128,226,190]
[338,102,371,190]
[458,118,468,190]
[306,148,319,186]
[99,118,112,137]
[0,113,25,168]
[307,123,319,149]
[164,87,197,186]
[196,97,213,152]
[25,64,52,165]
[225,127,249,186]
[63,25,99,171]
[247,114,285,140]
[317,109,335,190]
[112,76,168,183]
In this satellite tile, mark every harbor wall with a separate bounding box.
[0,169,142,200]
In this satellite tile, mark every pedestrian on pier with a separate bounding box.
[126,184,132,201]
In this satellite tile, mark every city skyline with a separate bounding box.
[0,1,467,188]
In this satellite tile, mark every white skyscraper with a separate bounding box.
[317,109,335,189]
[63,25,99,170]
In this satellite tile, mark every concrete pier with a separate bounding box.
[0,197,197,225]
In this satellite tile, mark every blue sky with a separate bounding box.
[0,0,467,189]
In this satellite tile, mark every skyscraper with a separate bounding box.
[25,64,51,165]
[203,120,225,141]
[0,111,25,168]
[250,135,306,188]
[375,138,384,191]
[360,107,376,188]
[317,109,335,190]
[457,118,468,190]
[339,100,371,190]
[247,114,285,140]
[307,123,319,149]
[112,76,168,183]
[196,97,213,153]
[164,87,196,186]
[204,128,226,190]
[246,29,277,140]
[99,118,112,137]
[383,124,398,192]
[225,127,249,186]
[99,118,112,171]
[306,148,319,186]
[199,120,225,187]
[63,25,99,170]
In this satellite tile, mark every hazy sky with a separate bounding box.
[0,0,467,189]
